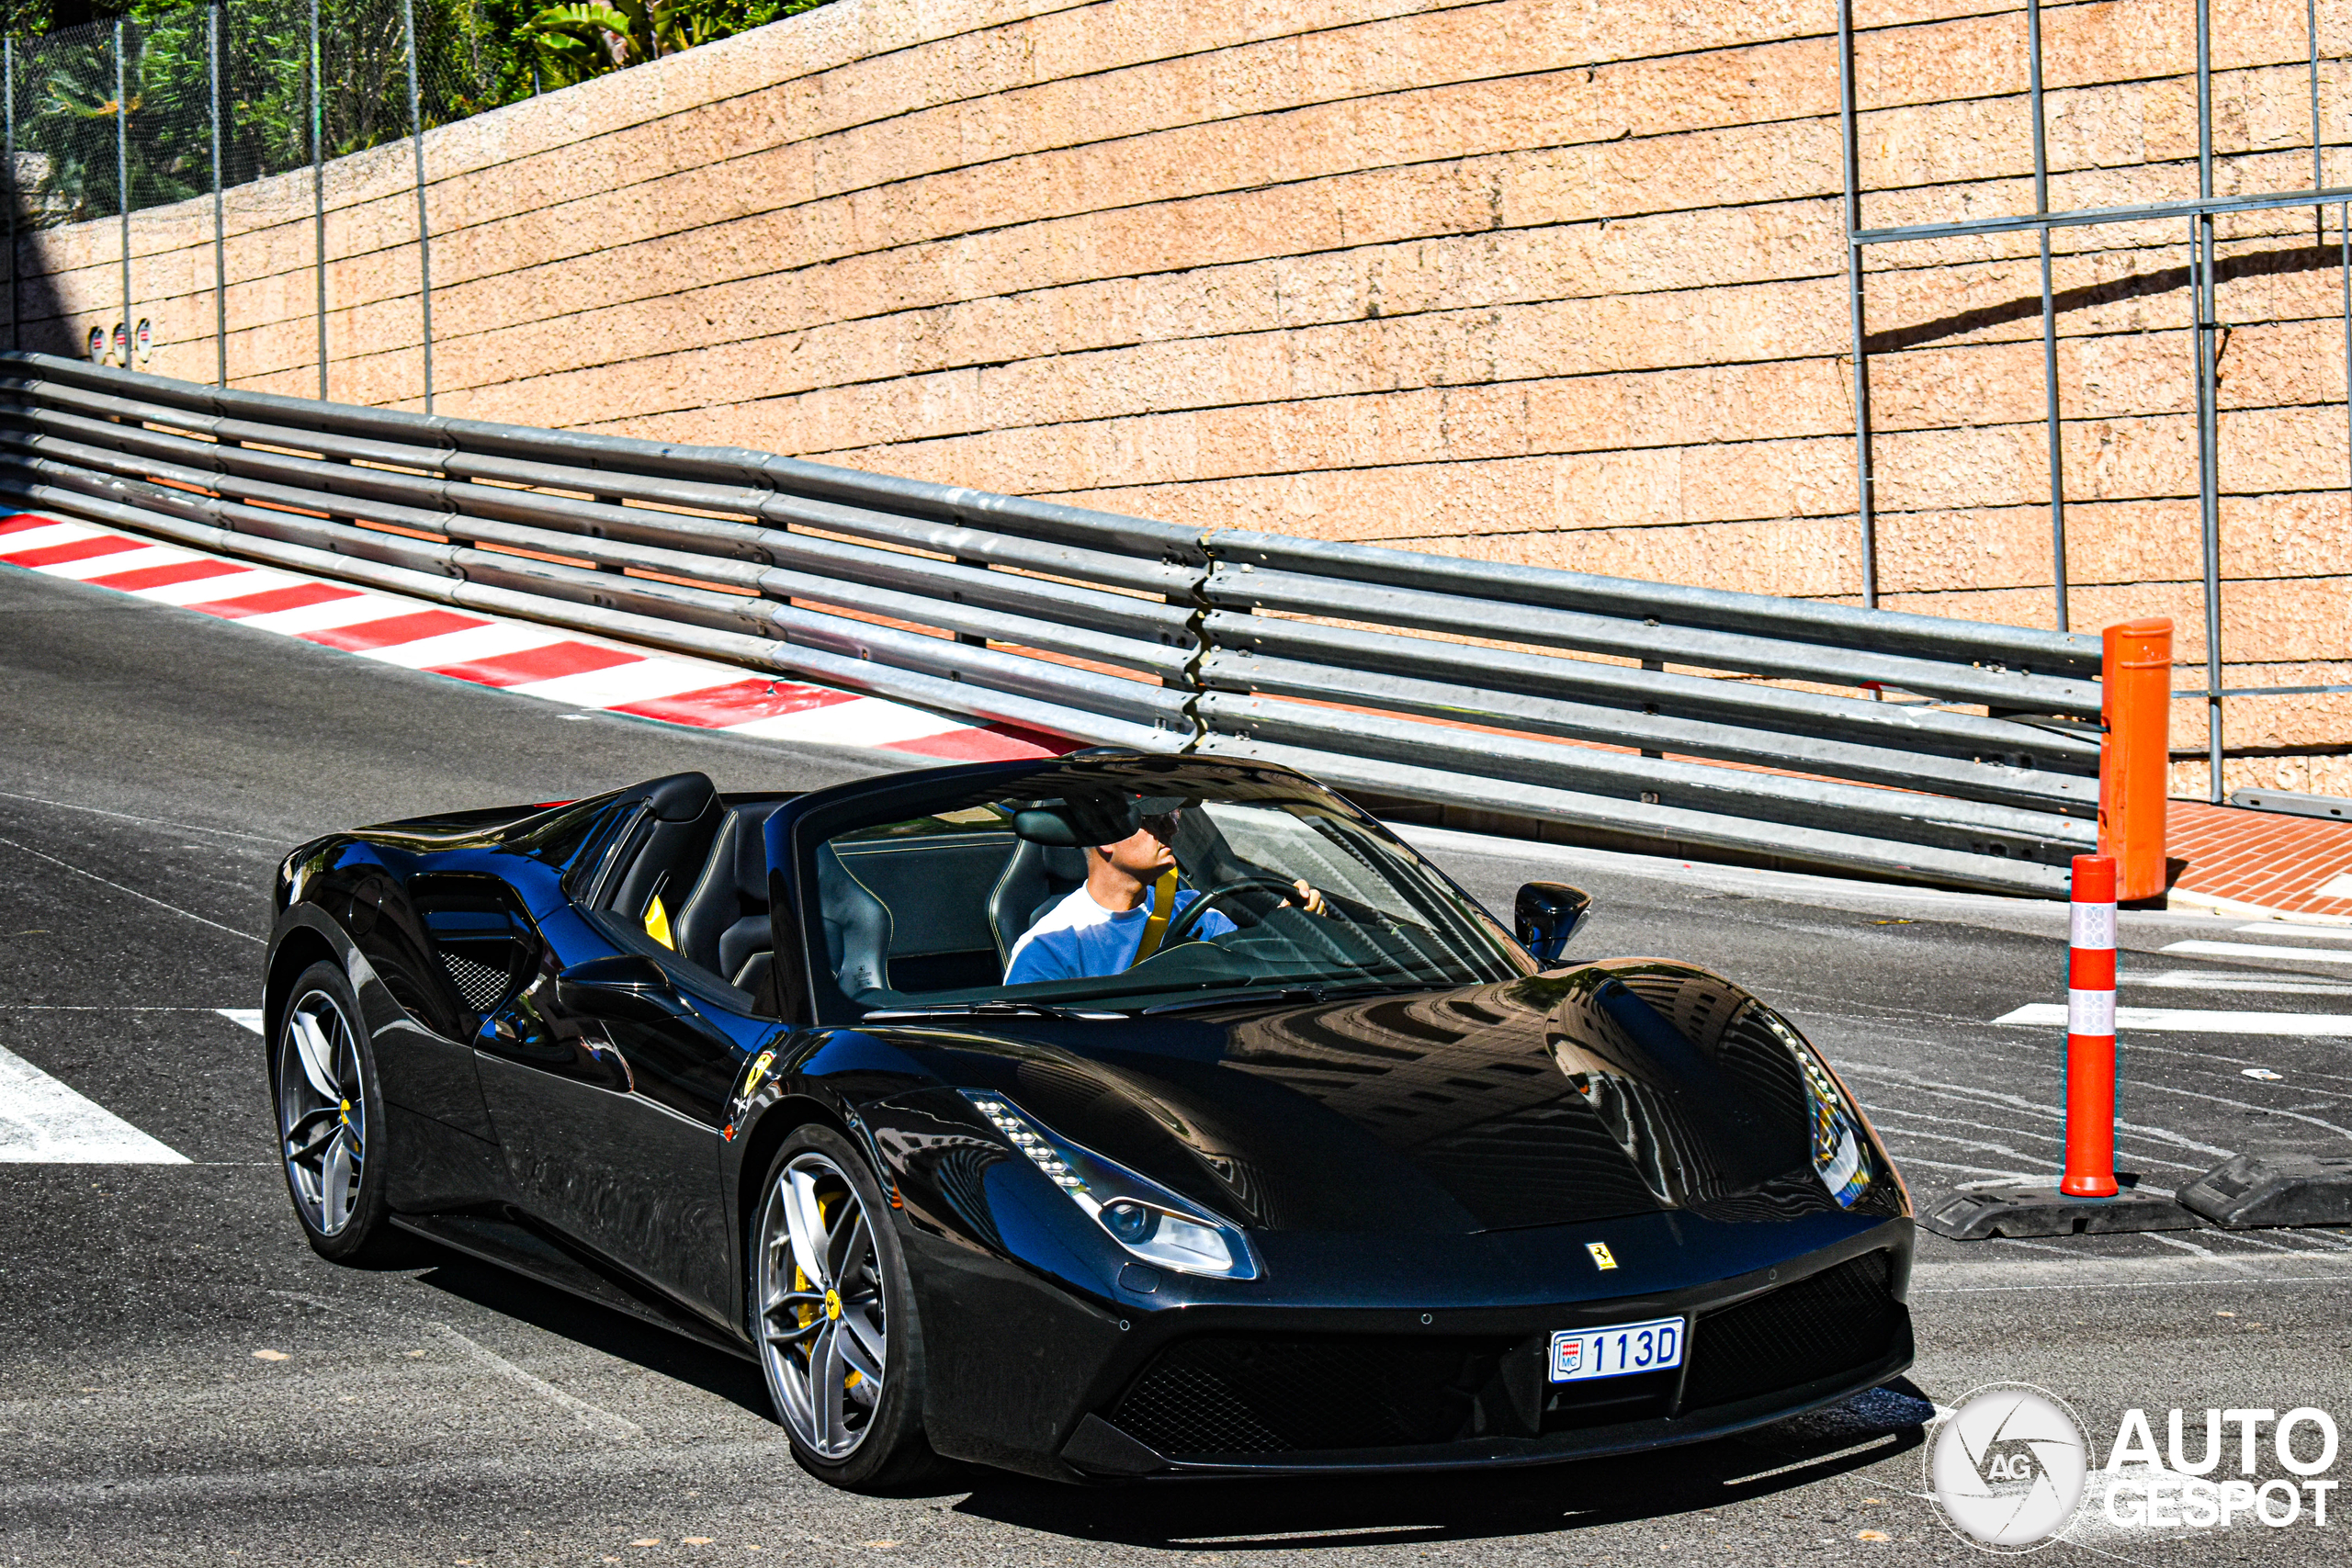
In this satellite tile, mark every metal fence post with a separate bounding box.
[5,35,15,353]
[401,0,433,412]
[1838,0,1876,610]
[209,0,225,387]
[2193,0,2223,805]
[2026,0,2067,632]
[311,0,326,401]
[115,18,130,364]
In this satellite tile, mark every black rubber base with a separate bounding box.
[1922,1182,2201,1240]
[2178,1153,2352,1228]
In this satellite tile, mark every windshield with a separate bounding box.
[802,763,1532,1018]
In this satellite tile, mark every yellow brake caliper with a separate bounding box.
[794,1189,862,1391]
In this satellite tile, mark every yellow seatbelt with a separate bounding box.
[1128,867,1180,968]
[643,892,675,950]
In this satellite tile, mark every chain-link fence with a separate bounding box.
[4,0,527,408]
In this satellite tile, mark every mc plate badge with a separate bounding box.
[1549,1315,1685,1383]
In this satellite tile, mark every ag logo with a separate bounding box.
[1927,1383,2090,1551]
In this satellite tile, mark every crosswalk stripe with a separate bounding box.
[2162,939,2352,965]
[0,1042,188,1163]
[1996,1003,2352,1036]
[2233,921,2352,942]
[2133,969,2352,997]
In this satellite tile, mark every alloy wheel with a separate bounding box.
[754,1151,888,1459]
[278,987,367,1236]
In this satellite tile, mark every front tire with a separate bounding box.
[751,1124,944,1491]
[272,960,403,1265]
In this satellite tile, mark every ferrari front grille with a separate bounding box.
[1679,1249,1900,1411]
[1110,1334,1513,1457]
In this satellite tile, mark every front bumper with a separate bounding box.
[910,1215,1915,1481]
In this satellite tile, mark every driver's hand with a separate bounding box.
[1289,879,1329,917]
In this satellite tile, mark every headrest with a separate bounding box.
[641,772,719,822]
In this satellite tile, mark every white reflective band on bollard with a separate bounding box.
[2068,987,2116,1037]
[2069,900,2116,951]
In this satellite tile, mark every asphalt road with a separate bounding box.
[6,564,2351,1567]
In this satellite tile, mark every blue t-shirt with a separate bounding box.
[1003,886,1237,985]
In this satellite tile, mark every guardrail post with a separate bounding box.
[2098,618,2173,901]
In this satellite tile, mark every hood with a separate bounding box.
[872,959,1894,1236]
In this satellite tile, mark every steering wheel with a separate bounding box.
[1159,875,1310,950]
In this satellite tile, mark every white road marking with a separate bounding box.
[1835,1058,2237,1158]
[2234,921,2352,942]
[234,593,421,636]
[726,696,966,745]
[0,1042,187,1163]
[0,523,102,553]
[2132,969,2352,996]
[503,659,732,708]
[129,569,293,605]
[0,785,284,843]
[356,622,555,671]
[429,1324,641,1440]
[2163,939,2352,964]
[34,546,188,581]
[1996,1003,2352,1036]
[218,1010,265,1034]
[0,832,263,942]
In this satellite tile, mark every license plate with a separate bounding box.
[1549,1316,1685,1383]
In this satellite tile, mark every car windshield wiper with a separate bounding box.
[859,999,1118,1021]
[1141,981,1396,1016]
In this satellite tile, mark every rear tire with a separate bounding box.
[272,960,407,1266]
[751,1123,951,1491]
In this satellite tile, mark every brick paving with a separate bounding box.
[2168,799,2352,917]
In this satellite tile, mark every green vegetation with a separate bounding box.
[517,0,826,89]
[2,0,832,226]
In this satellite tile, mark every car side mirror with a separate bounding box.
[1516,882,1591,965]
[554,954,680,1021]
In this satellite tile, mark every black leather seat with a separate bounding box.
[986,839,1088,963]
[672,801,790,990]
[605,773,720,931]
[816,843,894,1001]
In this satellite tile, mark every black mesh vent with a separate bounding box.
[1111,1335,1511,1457]
[1680,1251,1900,1411]
[438,950,513,1011]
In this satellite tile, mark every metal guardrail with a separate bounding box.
[0,350,2108,897]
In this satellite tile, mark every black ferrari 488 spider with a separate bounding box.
[263,750,1913,1488]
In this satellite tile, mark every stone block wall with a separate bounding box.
[13,0,2352,794]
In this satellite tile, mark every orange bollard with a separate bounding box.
[2061,854,2120,1199]
[2099,619,2174,903]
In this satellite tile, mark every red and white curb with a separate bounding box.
[1,513,1069,761]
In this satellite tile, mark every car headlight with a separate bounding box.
[1753,1010,1874,1209]
[960,1090,1259,1280]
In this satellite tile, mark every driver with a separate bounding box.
[1004,800,1326,985]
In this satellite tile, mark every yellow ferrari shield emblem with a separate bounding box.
[1586,1241,1618,1270]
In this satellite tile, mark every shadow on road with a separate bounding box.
[953,1384,1931,1550]
[400,1239,1933,1548]
[409,1254,774,1420]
